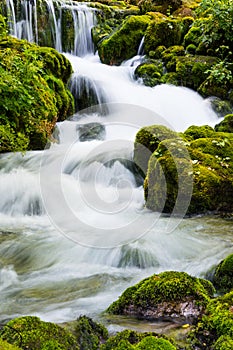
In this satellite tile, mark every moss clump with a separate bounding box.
[74,315,108,350]
[184,125,216,141]
[134,60,164,86]
[212,254,233,294]
[215,114,233,133]
[212,335,233,350]
[144,18,182,53]
[107,271,213,322]
[189,291,233,349]
[0,36,74,152]
[0,316,79,349]
[134,125,179,177]
[100,329,177,350]
[174,55,219,90]
[0,339,21,350]
[98,15,151,65]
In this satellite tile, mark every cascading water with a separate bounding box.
[1,0,233,328]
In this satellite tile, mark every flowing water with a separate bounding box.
[1,0,233,328]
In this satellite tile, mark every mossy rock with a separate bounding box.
[107,271,213,323]
[210,98,233,119]
[100,329,177,350]
[0,316,79,349]
[173,55,219,90]
[145,138,193,213]
[134,60,164,87]
[144,126,233,214]
[98,15,151,65]
[215,114,233,133]
[134,125,179,177]
[0,339,21,350]
[74,315,108,350]
[212,253,233,294]
[198,61,233,101]
[144,18,182,53]
[139,0,183,15]
[184,125,216,141]
[189,291,233,349]
[0,36,74,152]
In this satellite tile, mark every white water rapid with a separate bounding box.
[1,0,233,328]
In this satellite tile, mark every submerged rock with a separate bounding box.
[107,271,214,323]
[77,122,106,142]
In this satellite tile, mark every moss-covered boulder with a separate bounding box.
[107,271,214,323]
[212,254,233,294]
[189,291,233,349]
[134,60,164,86]
[133,125,179,177]
[215,114,233,133]
[174,55,219,90]
[144,18,182,53]
[0,316,79,349]
[184,125,216,141]
[98,15,151,65]
[142,124,233,214]
[0,36,74,152]
[99,329,177,350]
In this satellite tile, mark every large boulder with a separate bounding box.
[107,271,214,323]
[98,15,151,65]
[137,125,233,214]
[0,36,74,152]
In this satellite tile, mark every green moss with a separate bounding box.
[189,291,233,349]
[74,315,108,350]
[184,125,216,141]
[100,329,177,350]
[174,55,219,90]
[213,335,233,350]
[98,15,151,65]
[144,18,182,53]
[134,60,164,86]
[134,125,179,177]
[136,336,176,350]
[142,124,233,214]
[0,36,74,152]
[107,271,212,320]
[0,339,21,350]
[0,316,79,350]
[215,114,233,133]
[213,254,233,293]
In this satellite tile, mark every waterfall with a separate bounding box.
[5,0,97,56]
[6,0,17,37]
